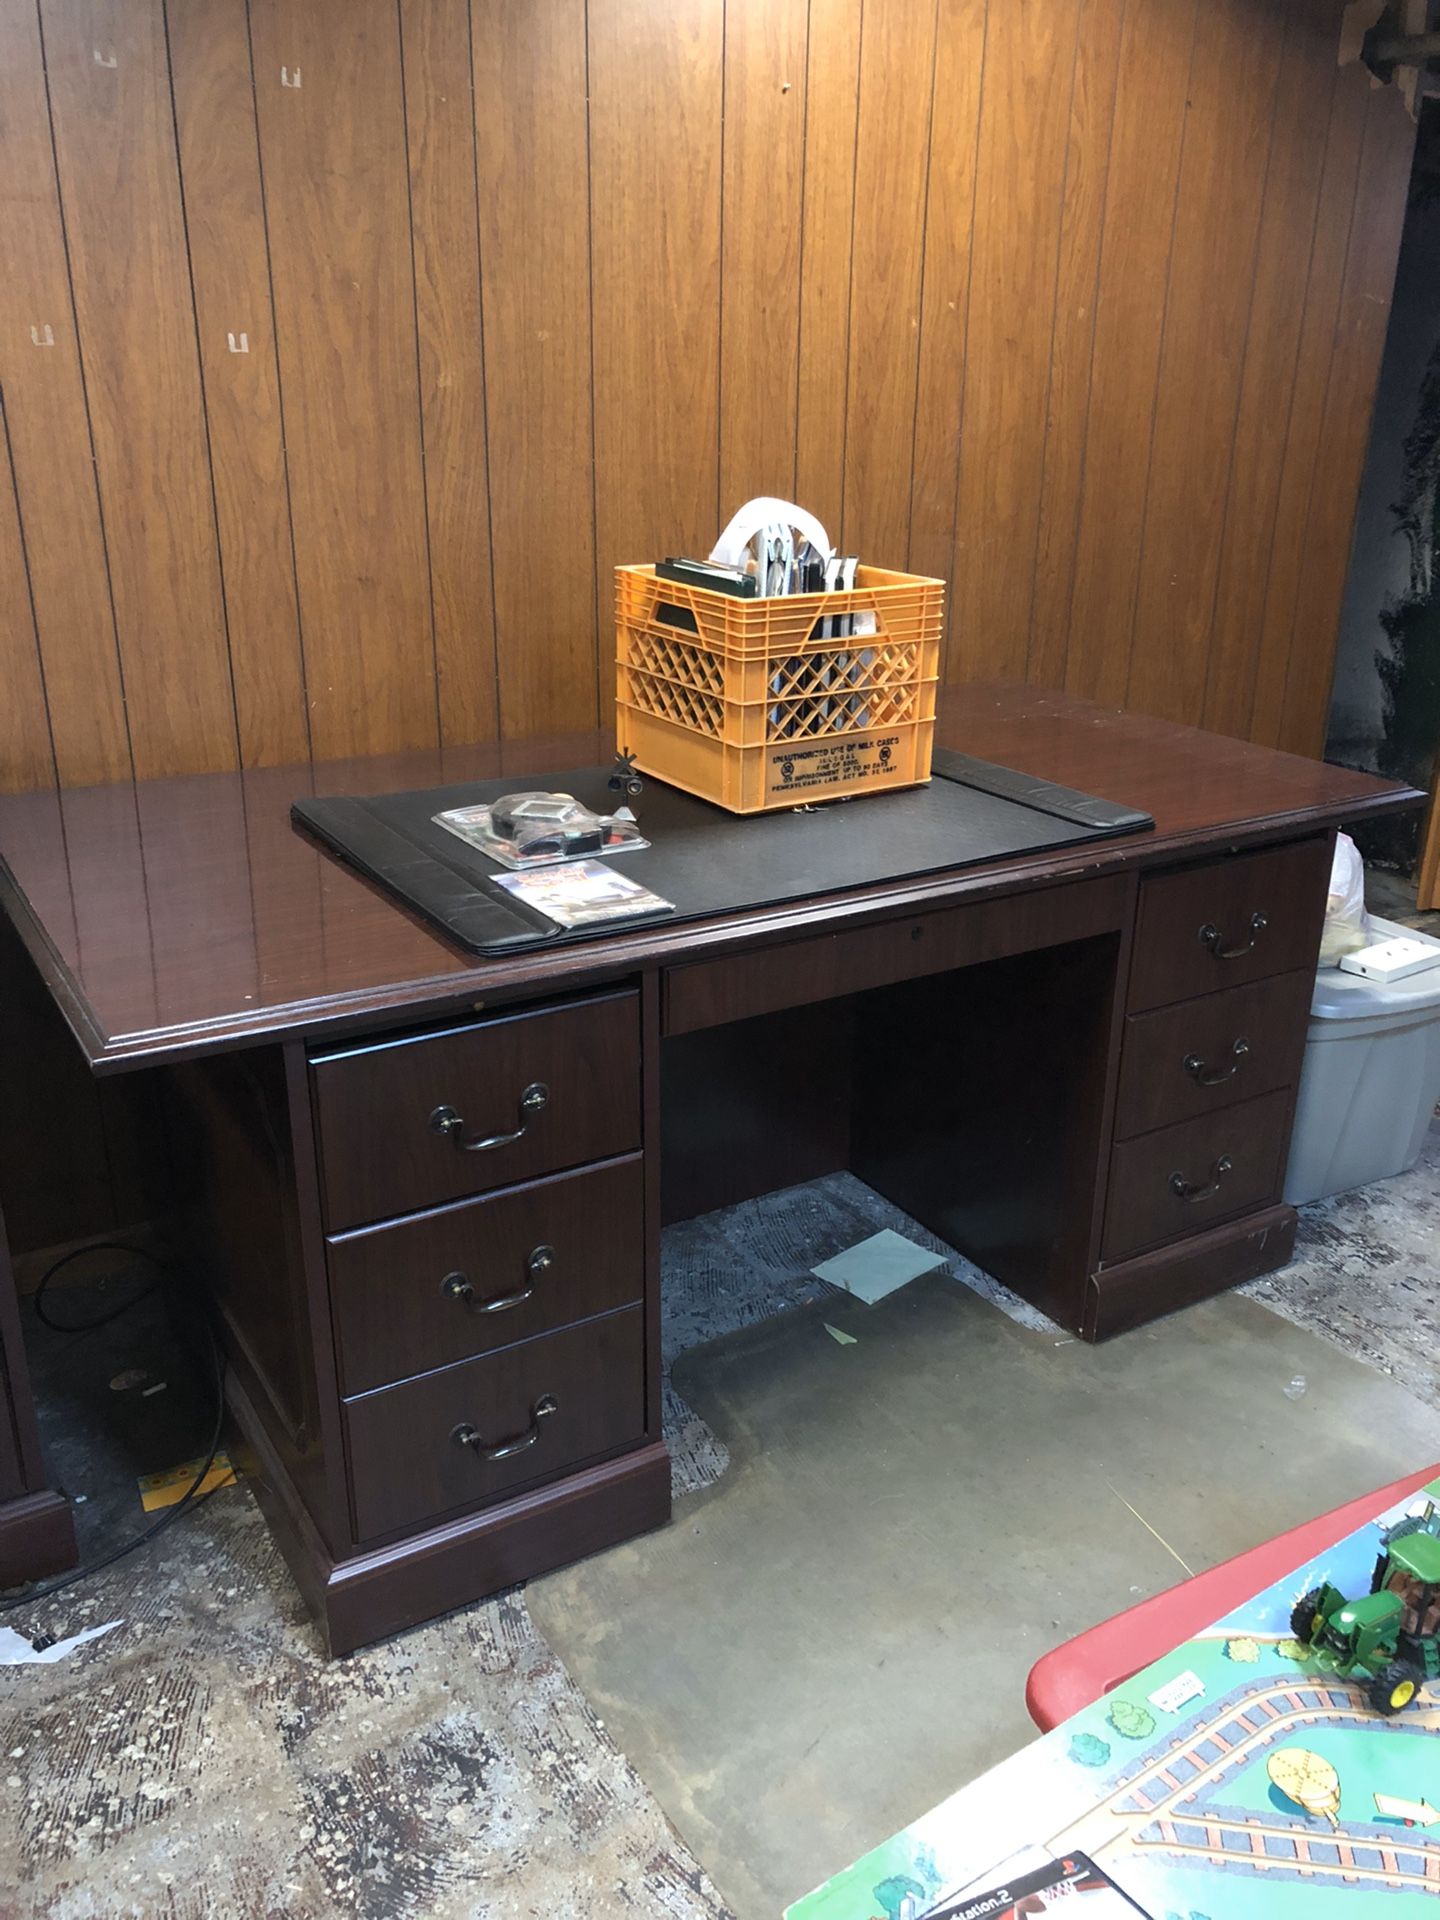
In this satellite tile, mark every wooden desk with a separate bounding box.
[0,688,1419,1651]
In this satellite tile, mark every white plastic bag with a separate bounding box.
[709,498,832,572]
[1318,831,1369,966]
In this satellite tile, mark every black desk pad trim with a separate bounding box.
[292,751,1153,956]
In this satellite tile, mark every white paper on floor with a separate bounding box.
[0,1620,122,1665]
[811,1228,947,1304]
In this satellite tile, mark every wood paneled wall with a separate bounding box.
[0,0,1417,793]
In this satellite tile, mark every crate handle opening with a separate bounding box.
[655,601,700,634]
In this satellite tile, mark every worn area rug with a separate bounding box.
[1244,1125,1440,1410]
[0,1494,726,1920]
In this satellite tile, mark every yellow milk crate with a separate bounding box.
[615,563,944,814]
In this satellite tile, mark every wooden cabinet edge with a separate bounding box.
[231,1363,669,1658]
[1084,1203,1298,1341]
[0,1489,78,1588]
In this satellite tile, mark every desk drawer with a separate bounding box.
[328,1158,644,1395]
[1114,970,1311,1140]
[664,875,1128,1033]
[311,991,641,1229]
[1103,1089,1291,1262]
[344,1306,645,1541]
[1128,838,1330,1011]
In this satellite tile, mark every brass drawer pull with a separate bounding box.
[1170,1154,1233,1202]
[1183,1036,1250,1087]
[430,1082,549,1153]
[453,1393,558,1462]
[1198,911,1267,960]
[440,1244,555,1315]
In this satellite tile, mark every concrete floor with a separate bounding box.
[2,1136,1438,1918]
[530,1280,1440,1919]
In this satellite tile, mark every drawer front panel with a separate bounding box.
[1114,970,1312,1139]
[344,1306,645,1541]
[328,1157,645,1395]
[664,874,1128,1034]
[1103,1089,1292,1263]
[1128,837,1330,1011]
[311,991,641,1229]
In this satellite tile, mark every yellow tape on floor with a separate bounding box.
[137,1451,236,1511]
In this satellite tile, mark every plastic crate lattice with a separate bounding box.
[615,563,943,813]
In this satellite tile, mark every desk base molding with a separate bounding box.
[231,1367,670,1655]
[1084,1204,1298,1342]
[0,1489,78,1588]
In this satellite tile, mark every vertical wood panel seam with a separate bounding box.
[1025,0,1123,684]
[1057,0,1128,683]
[1190,1,1292,731]
[901,0,948,570]
[394,0,445,751]
[834,0,868,553]
[1273,89,1375,744]
[464,0,504,741]
[584,0,603,730]
[790,0,815,501]
[161,0,245,772]
[942,0,991,621]
[243,0,314,760]
[0,391,61,788]
[1119,1,1203,707]
[1018,0,1085,662]
[31,0,136,784]
[716,0,727,530]
[1241,53,1347,740]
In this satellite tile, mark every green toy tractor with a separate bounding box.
[1291,1504,1440,1715]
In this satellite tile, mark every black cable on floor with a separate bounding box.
[1,1245,228,1622]
[31,1240,159,1333]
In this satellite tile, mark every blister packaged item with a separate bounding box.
[433,792,648,870]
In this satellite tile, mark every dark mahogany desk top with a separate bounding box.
[0,687,1419,1073]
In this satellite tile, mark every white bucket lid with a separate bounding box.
[1311,915,1440,1019]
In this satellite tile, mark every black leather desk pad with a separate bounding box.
[292,751,1153,956]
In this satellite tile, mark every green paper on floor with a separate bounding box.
[811,1228,946,1304]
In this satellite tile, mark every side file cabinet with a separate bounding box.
[179,981,668,1655]
[310,990,649,1545]
[1089,834,1332,1337]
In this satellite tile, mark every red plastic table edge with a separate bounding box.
[1026,1464,1440,1732]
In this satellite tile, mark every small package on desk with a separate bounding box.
[492,860,673,930]
[434,791,646,870]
